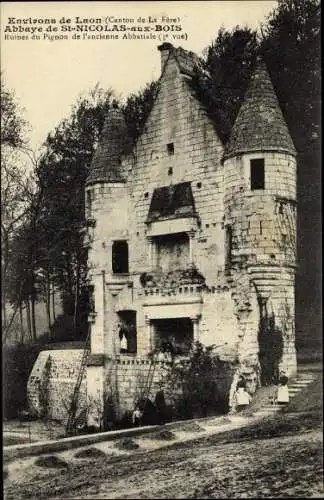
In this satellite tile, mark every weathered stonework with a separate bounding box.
[30,44,297,424]
[28,349,87,423]
[81,45,297,422]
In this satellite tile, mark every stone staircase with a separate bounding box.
[253,372,317,417]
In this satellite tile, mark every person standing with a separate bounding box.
[276,370,289,405]
[236,374,247,391]
[234,386,252,412]
[155,386,167,425]
[132,405,143,426]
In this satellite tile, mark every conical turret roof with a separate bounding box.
[86,105,130,185]
[223,58,296,160]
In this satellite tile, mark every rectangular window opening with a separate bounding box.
[250,158,265,190]
[167,143,174,155]
[118,311,137,354]
[152,318,193,356]
[112,240,129,274]
[225,225,232,273]
[86,190,92,215]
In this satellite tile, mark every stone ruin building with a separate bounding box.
[28,43,297,426]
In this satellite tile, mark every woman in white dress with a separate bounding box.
[120,333,128,352]
[276,371,289,405]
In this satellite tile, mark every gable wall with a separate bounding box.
[124,55,225,285]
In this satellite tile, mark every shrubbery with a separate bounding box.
[3,344,40,419]
[165,342,234,419]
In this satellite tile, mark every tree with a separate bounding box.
[32,81,160,342]
[165,342,233,419]
[1,74,27,148]
[1,76,34,340]
[122,80,159,144]
[201,26,258,142]
[260,0,321,345]
[202,3,321,346]
[34,85,116,338]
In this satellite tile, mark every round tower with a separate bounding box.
[223,57,297,378]
[85,105,130,424]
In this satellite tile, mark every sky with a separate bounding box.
[1,1,278,150]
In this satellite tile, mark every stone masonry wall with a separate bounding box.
[126,54,225,284]
[84,48,298,420]
[224,151,297,376]
[103,358,169,418]
[28,350,87,423]
[224,152,296,269]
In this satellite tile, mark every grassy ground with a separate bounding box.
[4,375,322,500]
[4,420,322,499]
[3,436,34,446]
[3,365,322,499]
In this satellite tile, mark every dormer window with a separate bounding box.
[250,158,265,190]
[167,143,174,155]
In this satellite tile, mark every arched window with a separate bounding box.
[112,240,129,274]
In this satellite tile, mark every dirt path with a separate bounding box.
[4,429,323,499]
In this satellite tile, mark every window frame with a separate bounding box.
[112,240,129,274]
[250,158,265,190]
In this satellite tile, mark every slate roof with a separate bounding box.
[86,46,296,187]
[86,106,130,185]
[147,182,196,222]
[223,58,296,159]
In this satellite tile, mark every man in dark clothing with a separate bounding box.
[155,388,167,425]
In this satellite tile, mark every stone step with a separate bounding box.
[254,374,317,416]
[295,376,315,381]
[291,380,314,385]
[287,378,313,384]
[297,380,315,384]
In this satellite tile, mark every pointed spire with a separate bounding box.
[223,57,296,160]
[86,104,130,185]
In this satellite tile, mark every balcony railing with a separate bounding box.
[139,266,205,289]
[143,284,204,297]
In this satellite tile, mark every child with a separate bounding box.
[234,386,252,412]
[132,405,143,426]
[236,374,247,391]
[276,370,289,405]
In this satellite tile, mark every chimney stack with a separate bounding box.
[157,43,174,73]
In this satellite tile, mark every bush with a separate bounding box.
[165,342,233,420]
[38,313,88,344]
[258,312,284,385]
[3,344,40,419]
